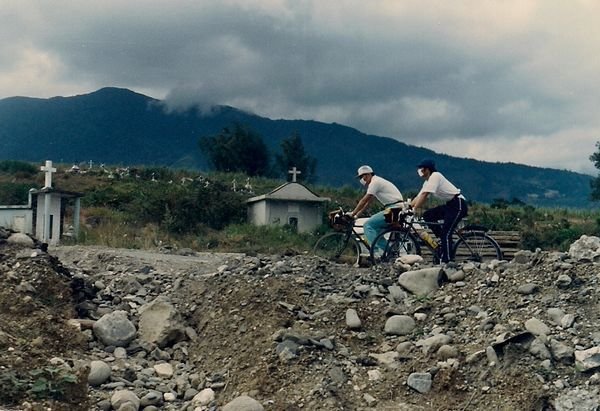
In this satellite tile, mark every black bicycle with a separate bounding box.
[369,208,503,264]
[312,208,371,266]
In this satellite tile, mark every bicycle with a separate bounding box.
[369,208,503,264]
[312,208,371,266]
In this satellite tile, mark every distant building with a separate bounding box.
[246,181,330,233]
[0,160,83,245]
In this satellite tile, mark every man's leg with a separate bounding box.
[364,210,387,247]
[423,205,445,237]
[440,199,467,263]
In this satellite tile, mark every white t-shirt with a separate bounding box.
[367,175,403,206]
[418,172,464,201]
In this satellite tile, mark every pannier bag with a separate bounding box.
[329,211,353,232]
[384,207,406,224]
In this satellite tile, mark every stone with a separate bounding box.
[368,369,383,381]
[397,254,423,265]
[138,296,186,348]
[525,318,550,336]
[387,285,407,304]
[547,308,566,326]
[222,395,264,411]
[437,344,459,360]
[396,341,414,357]
[561,314,576,329]
[7,233,34,246]
[554,387,600,411]
[550,339,574,364]
[415,334,452,354]
[363,393,377,406]
[568,235,600,261]
[328,366,347,384]
[517,283,539,295]
[398,267,444,296]
[529,338,551,360]
[555,274,572,288]
[110,389,140,410]
[512,250,533,264]
[384,315,416,336]
[486,346,499,365]
[192,388,215,406]
[93,310,136,347]
[88,360,111,386]
[345,308,362,329]
[575,347,600,371]
[153,362,174,378]
[448,270,465,282]
[407,372,432,393]
[369,351,400,369]
[140,390,163,407]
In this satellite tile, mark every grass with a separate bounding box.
[3,161,600,253]
[71,214,322,255]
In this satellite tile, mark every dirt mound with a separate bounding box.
[3,239,600,410]
[0,241,89,410]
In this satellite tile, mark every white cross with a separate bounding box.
[40,160,57,188]
[288,166,301,182]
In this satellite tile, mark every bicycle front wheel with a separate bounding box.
[370,228,421,264]
[452,231,503,263]
[313,232,360,265]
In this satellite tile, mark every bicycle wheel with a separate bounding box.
[370,228,421,264]
[452,231,503,263]
[313,232,360,265]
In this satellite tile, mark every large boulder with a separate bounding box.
[93,310,136,347]
[398,267,444,296]
[568,235,600,262]
[138,296,186,348]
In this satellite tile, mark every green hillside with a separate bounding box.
[0,87,593,207]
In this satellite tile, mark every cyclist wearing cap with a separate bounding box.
[349,165,403,247]
[410,158,467,263]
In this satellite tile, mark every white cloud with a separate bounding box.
[427,128,600,175]
[1,1,600,173]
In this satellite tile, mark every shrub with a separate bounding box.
[0,182,31,204]
[0,160,37,176]
[28,367,78,400]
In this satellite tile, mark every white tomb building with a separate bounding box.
[0,160,83,245]
[246,167,330,233]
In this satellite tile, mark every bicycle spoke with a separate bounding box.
[313,232,360,265]
[370,228,420,264]
[453,231,502,263]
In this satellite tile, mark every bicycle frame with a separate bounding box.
[392,213,500,262]
[342,219,371,255]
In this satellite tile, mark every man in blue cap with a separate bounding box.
[410,159,467,264]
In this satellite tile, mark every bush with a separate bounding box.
[0,182,31,204]
[0,160,37,176]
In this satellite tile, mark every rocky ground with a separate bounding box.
[2,230,600,410]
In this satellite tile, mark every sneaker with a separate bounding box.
[445,261,458,269]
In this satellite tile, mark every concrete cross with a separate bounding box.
[288,166,302,182]
[40,160,57,188]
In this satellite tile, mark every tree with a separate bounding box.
[199,124,270,176]
[275,132,317,182]
[590,142,600,200]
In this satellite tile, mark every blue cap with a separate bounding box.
[417,158,436,170]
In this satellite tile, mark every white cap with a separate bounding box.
[356,165,373,178]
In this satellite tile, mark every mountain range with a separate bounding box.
[0,87,594,207]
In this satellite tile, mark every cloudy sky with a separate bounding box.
[2,1,600,174]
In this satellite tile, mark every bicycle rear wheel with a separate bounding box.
[452,231,502,263]
[313,232,360,265]
[370,228,421,264]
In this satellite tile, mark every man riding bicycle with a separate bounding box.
[349,165,404,248]
[410,159,468,264]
